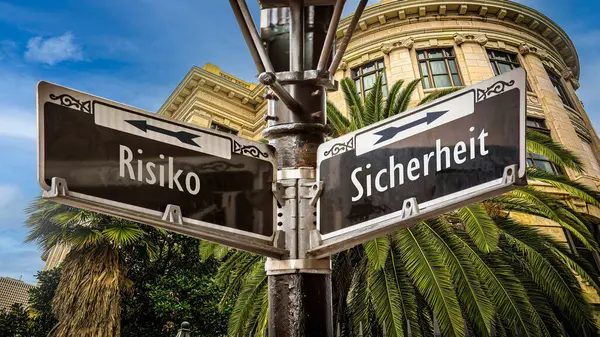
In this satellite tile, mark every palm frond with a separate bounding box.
[384,80,405,119]
[550,245,600,293]
[368,255,405,337]
[526,129,584,172]
[326,100,352,137]
[393,78,422,116]
[364,74,385,126]
[451,231,539,337]
[199,241,221,260]
[527,167,600,207]
[364,236,390,270]
[347,255,373,337]
[389,245,422,337]
[101,221,144,247]
[457,204,499,253]
[395,227,465,337]
[341,78,365,129]
[227,263,268,337]
[498,218,596,332]
[422,220,494,337]
[507,188,598,250]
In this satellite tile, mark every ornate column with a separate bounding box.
[453,33,494,85]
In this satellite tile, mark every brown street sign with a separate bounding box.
[311,68,528,258]
[37,81,286,258]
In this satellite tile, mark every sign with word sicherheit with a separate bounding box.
[311,68,527,257]
[37,82,284,257]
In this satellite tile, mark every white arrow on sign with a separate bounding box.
[94,101,232,159]
[355,90,475,156]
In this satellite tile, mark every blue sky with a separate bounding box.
[0,0,598,284]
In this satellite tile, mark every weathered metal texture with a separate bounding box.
[262,123,327,168]
[268,273,333,337]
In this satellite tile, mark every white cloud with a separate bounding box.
[24,32,83,65]
[0,107,36,140]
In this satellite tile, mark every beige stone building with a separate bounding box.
[157,0,600,314]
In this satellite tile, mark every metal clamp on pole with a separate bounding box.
[265,258,331,275]
[258,72,304,115]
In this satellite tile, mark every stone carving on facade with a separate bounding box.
[380,38,414,54]
[518,42,532,55]
[570,77,580,90]
[474,34,488,46]
[561,68,574,80]
[453,33,466,45]
[338,59,348,70]
[519,42,550,61]
[561,68,580,89]
[380,43,392,54]
[453,33,488,46]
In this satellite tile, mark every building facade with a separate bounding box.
[157,0,600,315]
[0,277,35,310]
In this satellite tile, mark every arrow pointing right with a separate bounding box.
[373,110,447,144]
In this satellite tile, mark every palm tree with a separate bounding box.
[204,75,600,337]
[25,199,154,337]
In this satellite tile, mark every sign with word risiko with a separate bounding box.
[37,81,284,257]
[310,68,527,257]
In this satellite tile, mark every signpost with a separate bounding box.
[36,1,529,335]
[310,68,527,258]
[37,81,285,258]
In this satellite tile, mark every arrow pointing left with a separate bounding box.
[126,120,201,147]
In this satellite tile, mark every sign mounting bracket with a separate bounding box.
[42,177,69,198]
[307,181,324,207]
[502,164,518,185]
[162,205,183,225]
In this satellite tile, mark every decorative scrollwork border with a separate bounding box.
[476,80,515,102]
[324,137,354,157]
[49,94,92,113]
[233,140,269,159]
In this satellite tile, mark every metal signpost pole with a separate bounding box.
[230,0,364,334]
[261,1,332,335]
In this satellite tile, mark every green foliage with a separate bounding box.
[0,303,33,337]
[121,231,229,337]
[25,199,228,337]
[208,76,600,337]
[29,268,61,337]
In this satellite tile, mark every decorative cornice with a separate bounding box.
[380,37,414,54]
[454,33,488,46]
[157,66,267,116]
[337,0,580,79]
